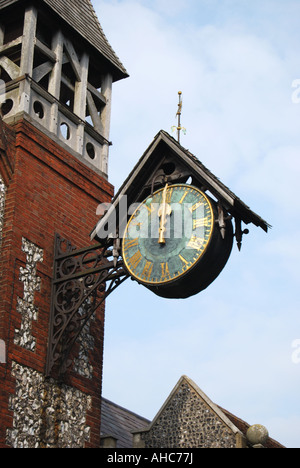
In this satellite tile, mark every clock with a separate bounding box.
[122,184,233,299]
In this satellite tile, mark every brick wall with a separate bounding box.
[0,174,6,249]
[0,118,114,448]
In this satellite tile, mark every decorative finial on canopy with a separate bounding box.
[171,91,186,144]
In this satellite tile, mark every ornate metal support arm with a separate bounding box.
[46,234,129,378]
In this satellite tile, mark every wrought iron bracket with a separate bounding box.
[46,234,129,379]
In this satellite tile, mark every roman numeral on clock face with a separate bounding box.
[193,217,211,229]
[127,250,142,270]
[161,262,170,281]
[141,261,154,280]
[123,238,139,251]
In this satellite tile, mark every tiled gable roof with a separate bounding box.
[101,398,150,448]
[102,377,285,449]
[219,406,286,449]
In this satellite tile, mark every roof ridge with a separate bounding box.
[102,397,150,423]
[87,0,109,39]
[87,0,127,76]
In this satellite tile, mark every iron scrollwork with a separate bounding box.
[46,234,129,378]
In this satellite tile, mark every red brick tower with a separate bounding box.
[0,0,127,448]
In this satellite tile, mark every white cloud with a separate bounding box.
[97,0,300,189]
[147,0,188,17]
[238,145,300,202]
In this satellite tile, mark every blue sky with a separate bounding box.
[94,0,300,448]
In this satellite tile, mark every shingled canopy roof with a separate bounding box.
[0,0,128,81]
[91,130,270,242]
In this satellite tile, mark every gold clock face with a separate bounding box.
[122,184,215,286]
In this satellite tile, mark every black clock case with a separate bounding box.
[146,198,234,299]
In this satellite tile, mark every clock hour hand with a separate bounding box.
[158,184,172,245]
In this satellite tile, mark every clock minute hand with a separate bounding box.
[158,184,172,245]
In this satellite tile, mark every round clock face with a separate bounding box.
[122,184,215,286]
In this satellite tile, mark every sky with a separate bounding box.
[94,0,300,448]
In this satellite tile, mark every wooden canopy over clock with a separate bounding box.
[47,130,270,377]
[91,130,270,299]
[91,130,269,241]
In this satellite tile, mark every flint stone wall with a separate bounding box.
[14,238,44,351]
[6,362,92,448]
[141,380,237,448]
